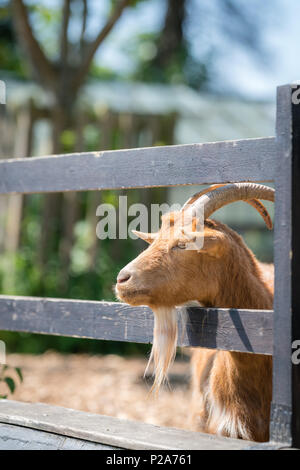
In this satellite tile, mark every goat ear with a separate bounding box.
[132,230,157,244]
[183,229,226,257]
[201,230,227,257]
[181,228,226,257]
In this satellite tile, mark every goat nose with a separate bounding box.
[117,270,131,284]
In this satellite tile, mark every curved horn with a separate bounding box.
[184,183,274,229]
[182,184,273,229]
[181,184,227,211]
[246,199,273,230]
[132,230,158,244]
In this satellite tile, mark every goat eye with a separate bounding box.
[175,242,186,250]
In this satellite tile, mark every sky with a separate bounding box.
[216,1,300,101]
[91,0,300,102]
[29,0,300,102]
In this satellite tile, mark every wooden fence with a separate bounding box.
[0,83,299,450]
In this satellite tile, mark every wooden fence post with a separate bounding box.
[270,83,300,447]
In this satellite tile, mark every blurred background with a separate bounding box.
[0,0,298,427]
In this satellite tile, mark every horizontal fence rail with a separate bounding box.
[0,401,255,450]
[2,82,300,450]
[0,137,276,194]
[0,296,273,355]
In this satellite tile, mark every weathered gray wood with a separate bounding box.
[270,84,300,448]
[0,137,276,194]
[0,423,118,450]
[244,442,294,450]
[0,400,254,450]
[0,295,273,354]
[291,84,300,450]
[271,84,293,446]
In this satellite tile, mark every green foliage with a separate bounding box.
[0,4,28,78]
[0,1,126,79]
[0,97,161,356]
[0,0,271,359]
[126,29,210,89]
[4,377,15,394]
[0,0,180,357]
[0,364,23,399]
[89,64,119,82]
[15,367,23,382]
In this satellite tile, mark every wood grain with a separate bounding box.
[0,137,276,194]
[270,83,300,447]
[0,423,118,450]
[0,295,273,354]
[0,400,255,450]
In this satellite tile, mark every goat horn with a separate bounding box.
[182,184,272,229]
[181,184,227,210]
[184,183,274,229]
[132,230,157,243]
[245,199,273,230]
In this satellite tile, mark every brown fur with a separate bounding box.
[116,212,273,442]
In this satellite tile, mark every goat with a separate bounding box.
[115,183,274,442]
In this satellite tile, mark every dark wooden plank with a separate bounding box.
[0,400,254,450]
[0,137,276,194]
[0,423,118,450]
[271,84,300,448]
[244,442,294,450]
[270,84,293,446]
[291,84,300,450]
[0,295,273,354]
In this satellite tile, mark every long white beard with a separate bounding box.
[145,306,188,394]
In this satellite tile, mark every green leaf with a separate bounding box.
[4,377,15,394]
[0,395,7,400]
[15,367,23,383]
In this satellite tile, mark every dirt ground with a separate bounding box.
[2,351,193,430]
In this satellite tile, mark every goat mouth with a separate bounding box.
[115,284,150,303]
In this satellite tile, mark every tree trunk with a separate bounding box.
[37,105,66,270]
[59,112,84,287]
[153,0,186,69]
[5,106,34,253]
[86,110,115,270]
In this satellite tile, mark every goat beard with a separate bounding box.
[145,306,187,394]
